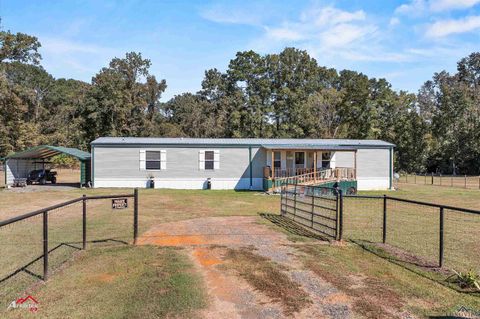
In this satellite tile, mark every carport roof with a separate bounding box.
[2,145,91,161]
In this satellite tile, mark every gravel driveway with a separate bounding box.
[138,216,352,319]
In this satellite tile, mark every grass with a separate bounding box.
[0,187,278,311]
[298,243,480,318]
[400,174,480,190]
[369,181,480,209]
[0,183,478,317]
[222,247,311,315]
[3,245,206,318]
[347,184,480,273]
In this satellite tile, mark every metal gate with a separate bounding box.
[280,183,342,240]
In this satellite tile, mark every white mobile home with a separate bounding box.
[91,138,394,191]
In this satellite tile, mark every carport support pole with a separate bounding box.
[82,194,87,250]
[133,188,139,245]
[43,211,48,281]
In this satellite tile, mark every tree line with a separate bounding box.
[1,30,479,174]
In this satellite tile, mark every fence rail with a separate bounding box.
[280,184,480,273]
[399,173,480,190]
[280,183,341,240]
[0,190,139,283]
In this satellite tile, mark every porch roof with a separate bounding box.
[261,145,358,151]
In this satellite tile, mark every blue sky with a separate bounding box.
[2,0,480,100]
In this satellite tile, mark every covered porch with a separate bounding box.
[262,146,357,191]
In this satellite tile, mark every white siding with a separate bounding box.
[5,159,37,186]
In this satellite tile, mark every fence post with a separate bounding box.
[311,189,315,228]
[383,195,387,244]
[293,183,298,222]
[414,174,416,184]
[439,207,444,268]
[425,173,427,185]
[82,194,87,250]
[440,174,442,186]
[133,188,139,245]
[43,211,48,281]
[338,189,343,241]
[451,176,453,187]
[431,173,434,185]
[464,175,467,189]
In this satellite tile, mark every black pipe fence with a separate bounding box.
[281,183,480,272]
[0,189,138,285]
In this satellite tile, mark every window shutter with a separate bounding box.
[199,150,205,170]
[139,150,146,170]
[214,150,220,169]
[330,152,336,169]
[160,150,167,170]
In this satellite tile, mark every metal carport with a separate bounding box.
[2,145,91,187]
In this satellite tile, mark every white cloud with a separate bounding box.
[389,17,401,26]
[426,15,480,37]
[265,27,304,41]
[39,37,122,79]
[199,3,266,26]
[431,0,480,11]
[301,6,366,26]
[395,0,427,15]
[41,37,112,55]
[248,5,405,63]
[395,0,480,15]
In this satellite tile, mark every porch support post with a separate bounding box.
[354,150,357,180]
[271,150,275,179]
[313,151,317,183]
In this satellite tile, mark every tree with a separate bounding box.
[304,88,344,138]
[81,52,167,143]
[0,31,41,65]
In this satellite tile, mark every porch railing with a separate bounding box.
[265,166,355,180]
[272,167,355,189]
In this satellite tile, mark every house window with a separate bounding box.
[146,151,161,170]
[273,152,281,169]
[322,152,331,168]
[295,152,305,168]
[204,151,214,170]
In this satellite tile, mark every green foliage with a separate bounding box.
[0,30,41,64]
[447,269,480,290]
[50,154,78,169]
[1,28,479,175]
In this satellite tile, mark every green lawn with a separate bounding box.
[4,245,206,319]
[299,244,480,318]
[346,184,480,273]
[0,185,478,318]
[0,188,279,311]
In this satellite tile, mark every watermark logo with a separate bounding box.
[7,295,39,313]
[454,305,480,318]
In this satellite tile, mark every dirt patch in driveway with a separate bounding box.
[139,216,352,318]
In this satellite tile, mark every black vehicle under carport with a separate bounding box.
[2,145,91,187]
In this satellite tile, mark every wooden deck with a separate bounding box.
[266,167,356,192]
